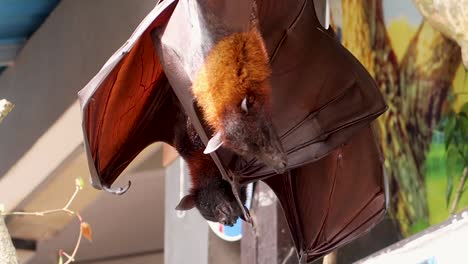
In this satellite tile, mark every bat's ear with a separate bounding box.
[203,131,224,154]
[176,194,196,211]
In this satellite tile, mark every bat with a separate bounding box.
[173,103,247,226]
[78,0,388,262]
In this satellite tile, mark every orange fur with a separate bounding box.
[191,29,271,131]
[186,153,218,187]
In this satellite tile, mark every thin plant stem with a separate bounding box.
[64,187,80,209]
[63,215,84,264]
[1,180,86,264]
[1,186,79,217]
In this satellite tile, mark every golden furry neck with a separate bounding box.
[191,29,271,131]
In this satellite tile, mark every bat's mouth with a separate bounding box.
[258,121,288,174]
[222,110,288,173]
[216,202,242,226]
[259,152,288,174]
[219,217,237,226]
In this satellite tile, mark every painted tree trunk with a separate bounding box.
[341,0,460,236]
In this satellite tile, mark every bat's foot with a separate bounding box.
[229,175,253,224]
[298,251,307,264]
[103,181,132,195]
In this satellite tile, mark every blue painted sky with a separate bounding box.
[383,0,423,26]
[331,0,424,28]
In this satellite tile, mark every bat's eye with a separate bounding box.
[248,95,255,106]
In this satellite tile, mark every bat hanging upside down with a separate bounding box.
[78,0,280,228]
[192,28,288,174]
[172,17,286,225]
[173,110,247,226]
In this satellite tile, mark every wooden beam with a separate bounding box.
[163,143,179,167]
[241,182,298,264]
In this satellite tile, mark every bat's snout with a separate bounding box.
[273,159,287,174]
[219,215,238,226]
[261,122,288,174]
[259,151,288,174]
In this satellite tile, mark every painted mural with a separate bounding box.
[330,0,468,237]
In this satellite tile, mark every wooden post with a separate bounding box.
[241,182,298,264]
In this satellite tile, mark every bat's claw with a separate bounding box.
[241,205,256,228]
[103,181,132,195]
[298,250,307,264]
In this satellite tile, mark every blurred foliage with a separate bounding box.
[409,218,430,234]
[443,101,468,209]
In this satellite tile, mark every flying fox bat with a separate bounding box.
[173,106,247,226]
[78,0,388,262]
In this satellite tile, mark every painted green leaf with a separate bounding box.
[455,114,468,164]
[461,102,468,114]
[444,114,456,150]
[58,255,63,264]
[446,147,464,207]
[409,218,429,235]
[446,171,454,208]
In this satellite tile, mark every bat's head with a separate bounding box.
[175,178,246,226]
[193,30,287,173]
[204,95,287,174]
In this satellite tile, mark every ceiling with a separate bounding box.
[0,0,60,74]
